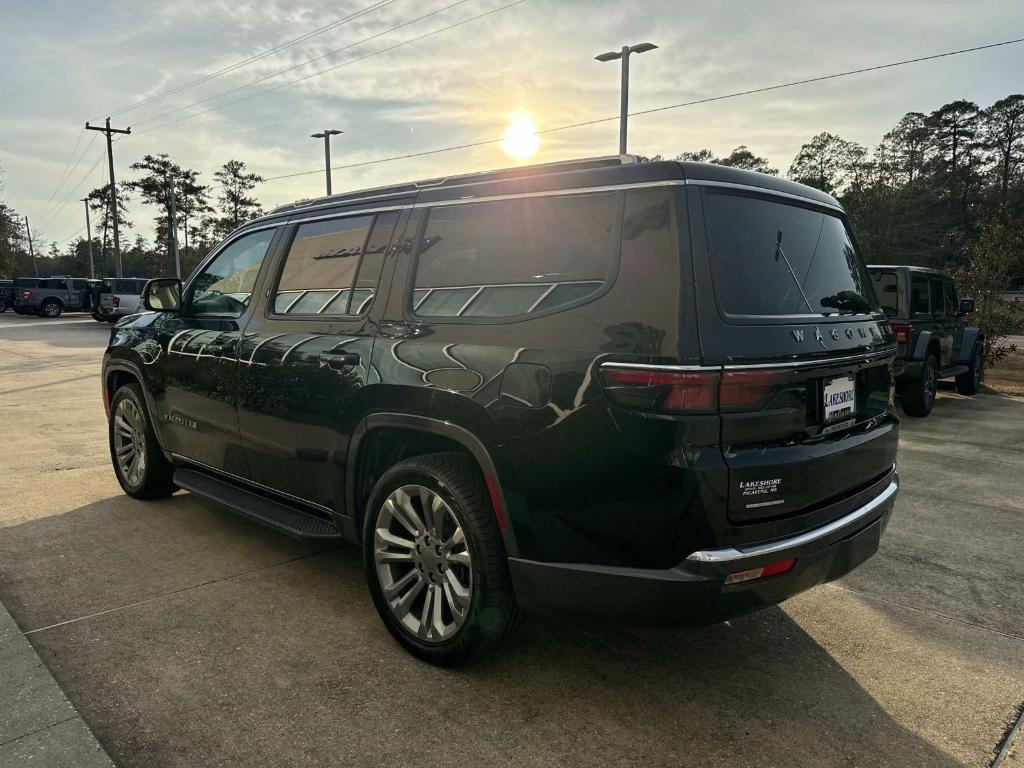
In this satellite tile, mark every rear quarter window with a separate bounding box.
[869,270,900,316]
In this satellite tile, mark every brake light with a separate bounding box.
[601,367,720,413]
[112,296,120,307]
[892,323,911,344]
[21,290,31,299]
[724,558,797,585]
[719,370,785,409]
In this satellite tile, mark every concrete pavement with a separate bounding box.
[1,312,1022,767]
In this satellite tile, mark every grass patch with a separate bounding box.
[985,347,1024,396]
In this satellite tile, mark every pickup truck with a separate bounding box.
[12,276,99,318]
[95,278,150,322]
[0,280,13,312]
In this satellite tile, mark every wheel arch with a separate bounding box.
[910,329,937,361]
[347,412,520,557]
[103,359,168,452]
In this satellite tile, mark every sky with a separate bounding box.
[2,0,1023,248]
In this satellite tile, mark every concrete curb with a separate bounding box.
[0,600,114,767]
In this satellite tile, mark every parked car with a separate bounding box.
[12,276,95,317]
[0,280,13,312]
[103,156,900,664]
[96,278,149,322]
[867,265,983,416]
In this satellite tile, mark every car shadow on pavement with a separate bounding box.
[0,494,968,768]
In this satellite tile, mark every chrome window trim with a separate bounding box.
[412,180,683,209]
[686,477,897,563]
[685,179,844,213]
[600,362,715,372]
[600,348,896,373]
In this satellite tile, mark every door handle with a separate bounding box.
[205,341,235,357]
[319,351,360,370]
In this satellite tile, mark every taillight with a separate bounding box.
[891,323,911,344]
[601,367,720,413]
[719,370,785,409]
[724,558,797,585]
[21,290,31,299]
[112,296,120,307]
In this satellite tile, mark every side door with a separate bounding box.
[236,208,407,511]
[929,277,953,367]
[149,226,282,474]
[944,280,965,362]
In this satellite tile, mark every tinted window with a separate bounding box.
[188,229,276,316]
[704,192,874,317]
[910,275,930,314]
[412,192,619,318]
[930,279,945,318]
[943,281,958,315]
[273,212,394,316]
[869,269,900,316]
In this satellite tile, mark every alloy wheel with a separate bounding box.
[373,485,473,643]
[112,397,147,488]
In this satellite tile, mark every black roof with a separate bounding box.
[253,155,842,227]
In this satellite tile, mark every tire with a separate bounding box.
[0,300,7,313]
[902,355,939,417]
[40,300,62,318]
[108,383,176,499]
[362,452,518,665]
[955,346,983,396]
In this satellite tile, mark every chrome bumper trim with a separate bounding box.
[686,479,898,564]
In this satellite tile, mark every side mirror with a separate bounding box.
[959,297,975,315]
[142,278,183,312]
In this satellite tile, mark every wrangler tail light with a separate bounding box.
[21,290,32,299]
[601,367,720,413]
[112,296,121,307]
[891,323,911,344]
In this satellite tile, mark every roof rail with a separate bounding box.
[269,155,639,215]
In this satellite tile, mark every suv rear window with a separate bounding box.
[704,191,874,318]
[869,269,900,316]
[412,192,619,319]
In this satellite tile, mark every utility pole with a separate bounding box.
[81,198,95,278]
[595,43,658,155]
[85,117,131,277]
[166,172,180,278]
[310,129,342,196]
[24,217,38,276]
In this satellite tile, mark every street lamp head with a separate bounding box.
[629,42,658,54]
[595,50,622,62]
[312,129,343,138]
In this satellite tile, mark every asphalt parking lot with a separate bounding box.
[1,312,1022,768]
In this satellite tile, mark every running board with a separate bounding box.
[174,468,342,540]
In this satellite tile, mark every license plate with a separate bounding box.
[823,375,856,423]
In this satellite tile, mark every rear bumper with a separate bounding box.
[509,473,898,625]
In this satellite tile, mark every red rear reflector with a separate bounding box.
[892,323,911,344]
[484,474,507,531]
[724,558,797,585]
[601,367,719,413]
[719,370,785,409]
[112,296,121,306]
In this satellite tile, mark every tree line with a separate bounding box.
[0,156,264,280]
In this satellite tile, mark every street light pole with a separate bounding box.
[595,43,658,155]
[81,198,94,278]
[310,129,343,196]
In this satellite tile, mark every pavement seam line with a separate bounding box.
[825,583,1024,642]
[992,701,1024,767]
[22,550,329,636]
[899,444,1024,470]
[0,715,81,749]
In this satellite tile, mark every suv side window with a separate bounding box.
[929,279,946,318]
[272,211,396,316]
[411,192,619,319]
[943,281,958,316]
[187,228,276,317]
[910,275,930,315]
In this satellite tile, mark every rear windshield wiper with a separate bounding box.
[820,290,872,314]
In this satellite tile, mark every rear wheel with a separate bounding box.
[902,355,938,417]
[0,300,7,312]
[40,299,62,318]
[108,384,176,499]
[363,452,518,665]
[956,346,983,395]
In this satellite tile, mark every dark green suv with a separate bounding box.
[867,265,983,416]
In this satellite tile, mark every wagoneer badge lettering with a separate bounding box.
[791,329,805,342]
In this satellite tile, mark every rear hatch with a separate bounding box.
[692,184,898,523]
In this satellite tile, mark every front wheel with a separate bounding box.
[363,452,518,665]
[108,384,176,499]
[955,347,983,395]
[902,355,938,417]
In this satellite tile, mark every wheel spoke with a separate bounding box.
[443,569,471,611]
[418,583,435,639]
[375,549,414,564]
[448,549,471,567]
[431,583,446,637]
[388,491,425,537]
[374,528,415,552]
[116,442,135,457]
[390,574,426,618]
[383,568,420,600]
[444,526,465,550]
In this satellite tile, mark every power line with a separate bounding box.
[131,0,526,137]
[31,131,98,221]
[130,0,474,130]
[261,35,1024,182]
[52,225,87,247]
[97,0,401,120]
[35,150,106,233]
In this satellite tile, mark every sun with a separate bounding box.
[501,112,540,159]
